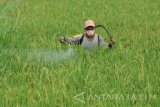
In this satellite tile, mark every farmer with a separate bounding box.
[59,20,115,51]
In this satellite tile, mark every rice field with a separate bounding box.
[0,0,160,106]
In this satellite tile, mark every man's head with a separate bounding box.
[84,20,95,37]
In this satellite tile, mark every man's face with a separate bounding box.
[85,26,95,36]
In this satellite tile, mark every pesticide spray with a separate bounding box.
[27,46,74,63]
[34,47,74,62]
[1,46,75,63]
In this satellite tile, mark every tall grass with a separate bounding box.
[0,0,160,106]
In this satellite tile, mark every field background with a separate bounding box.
[0,0,160,106]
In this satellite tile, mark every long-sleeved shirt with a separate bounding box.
[64,34,107,51]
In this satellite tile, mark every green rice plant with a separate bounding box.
[0,0,160,106]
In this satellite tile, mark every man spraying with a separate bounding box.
[59,20,115,51]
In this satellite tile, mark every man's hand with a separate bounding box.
[59,37,65,43]
[108,38,115,48]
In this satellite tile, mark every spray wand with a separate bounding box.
[95,25,115,47]
[95,25,112,40]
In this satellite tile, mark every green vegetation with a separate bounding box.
[0,0,160,106]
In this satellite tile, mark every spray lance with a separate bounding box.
[95,25,115,48]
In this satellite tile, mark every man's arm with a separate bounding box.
[98,35,107,46]
[59,34,83,44]
[98,35,115,48]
